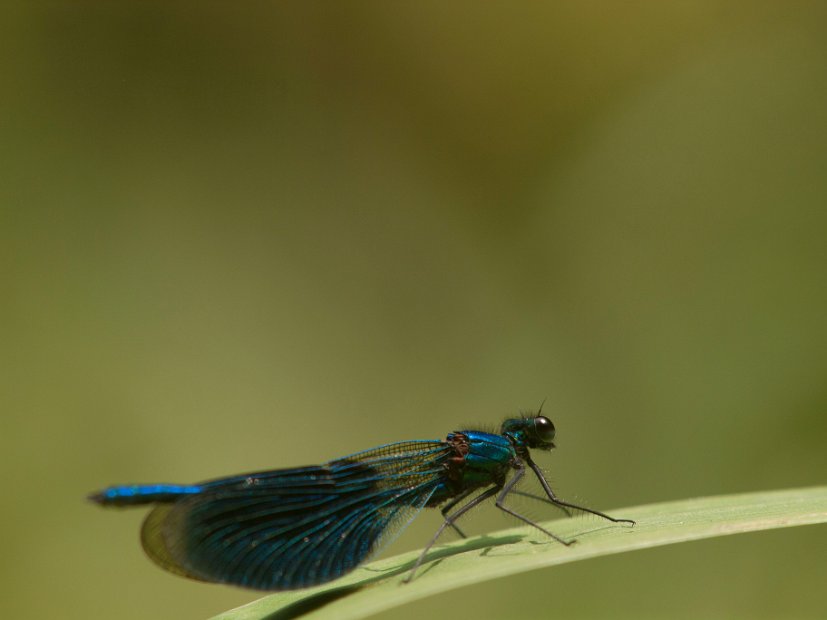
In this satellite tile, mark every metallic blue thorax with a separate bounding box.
[426,430,517,506]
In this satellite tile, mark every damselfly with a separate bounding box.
[90,413,634,590]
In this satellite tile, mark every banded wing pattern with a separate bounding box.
[140,440,451,589]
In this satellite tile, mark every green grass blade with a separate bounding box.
[211,486,827,620]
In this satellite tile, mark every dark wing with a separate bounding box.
[140,440,451,590]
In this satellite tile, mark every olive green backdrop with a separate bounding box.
[3,2,826,619]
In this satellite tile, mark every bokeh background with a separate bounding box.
[3,2,826,619]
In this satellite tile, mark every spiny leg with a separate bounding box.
[439,488,477,539]
[526,458,635,525]
[507,489,573,517]
[494,465,574,545]
[403,486,500,583]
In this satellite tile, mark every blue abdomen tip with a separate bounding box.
[89,484,202,506]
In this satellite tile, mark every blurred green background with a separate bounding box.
[3,2,826,619]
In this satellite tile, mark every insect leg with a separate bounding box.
[526,457,635,524]
[494,464,573,545]
[507,489,573,517]
[403,486,500,583]
[439,488,477,539]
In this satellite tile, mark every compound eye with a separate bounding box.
[533,416,556,443]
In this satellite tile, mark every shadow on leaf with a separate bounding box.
[261,533,523,619]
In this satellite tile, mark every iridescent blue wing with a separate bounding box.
[140,440,451,590]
